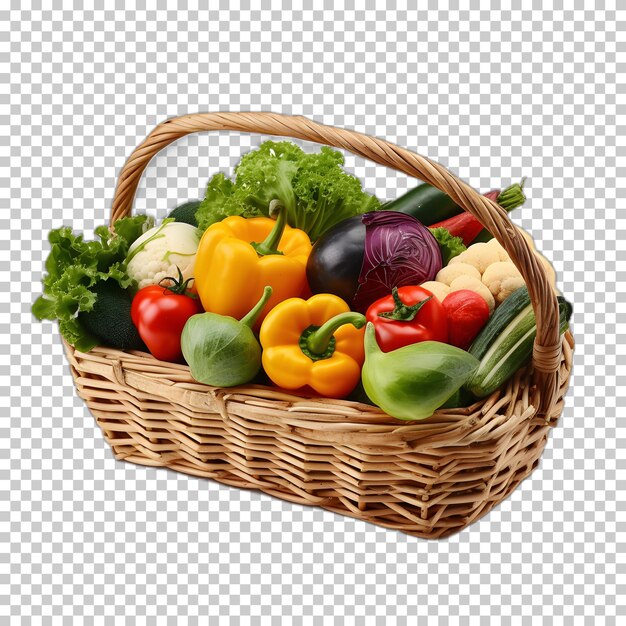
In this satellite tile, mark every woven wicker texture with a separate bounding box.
[66,113,573,538]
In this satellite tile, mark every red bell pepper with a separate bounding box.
[365,286,448,352]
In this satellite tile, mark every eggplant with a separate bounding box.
[306,215,366,304]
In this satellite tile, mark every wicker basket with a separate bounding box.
[64,112,573,539]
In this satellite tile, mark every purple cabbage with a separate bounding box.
[352,212,442,312]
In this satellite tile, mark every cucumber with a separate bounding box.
[384,181,526,235]
[464,287,572,398]
[439,386,475,409]
[383,183,464,226]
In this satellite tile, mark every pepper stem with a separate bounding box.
[377,288,433,322]
[250,200,286,256]
[496,180,526,211]
[240,286,273,328]
[305,312,366,356]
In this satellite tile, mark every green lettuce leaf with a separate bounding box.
[196,141,381,240]
[430,227,467,265]
[33,214,153,350]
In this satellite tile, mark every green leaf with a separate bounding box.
[430,227,467,265]
[195,140,381,240]
[113,214,154,246]
[32,216,150,350]
[32,295,56,320]
[196,172,238,230]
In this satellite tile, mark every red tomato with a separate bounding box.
[131,284,202,362]
[441,290,490,350]
[365,285,448,352]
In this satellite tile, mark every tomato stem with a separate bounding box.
[377,288,433,322]
[159,266,195,295]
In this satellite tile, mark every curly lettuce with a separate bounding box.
[196,141,381,241]
[430,227,467,266]
[32,215,153,351]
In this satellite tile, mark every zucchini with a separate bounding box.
[383,183,463,226]
[464,287,572,398]
[384,180,525,232]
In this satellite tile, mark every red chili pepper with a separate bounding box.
[430,182,527,246]
[365,286,448,353]
[429,212,485,246]
[131,269,203,362]
[441,290,491,350]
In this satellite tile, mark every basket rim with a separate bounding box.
[65,328,574,431]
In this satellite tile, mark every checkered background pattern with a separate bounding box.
[2,3,623,624]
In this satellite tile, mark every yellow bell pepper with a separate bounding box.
[259,294,366,398]
[194,205,312,325]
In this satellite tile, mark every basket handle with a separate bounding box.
[110,112,563,415]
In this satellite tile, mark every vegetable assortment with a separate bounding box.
[306,211,443,312]
[34,140,571,422]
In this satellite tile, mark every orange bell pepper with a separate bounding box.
[259,294,366,398]
[194,205,312,325]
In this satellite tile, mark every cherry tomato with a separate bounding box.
[131,281,202,362]
[365,285,448,352]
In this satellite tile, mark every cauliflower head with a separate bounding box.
[484,238,511,262]
[435,262,481,286]
[449,240,509,274]
[481,261,525,305]
[429,227,559,308]
[126,222,200,290]
[420,281,451,303]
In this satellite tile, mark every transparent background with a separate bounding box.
[2,3,623,624]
